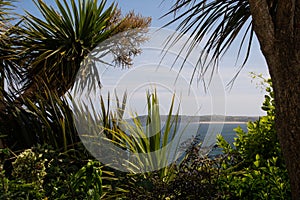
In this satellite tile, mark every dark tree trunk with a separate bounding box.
[273,60,300,199]
[249,0,300,199]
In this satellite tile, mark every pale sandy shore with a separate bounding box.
[191,121,248,124]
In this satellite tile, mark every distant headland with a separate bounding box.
[129,115,259,124]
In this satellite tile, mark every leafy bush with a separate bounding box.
[0,148,46,199]
[0,146,112,199]
[12,149,47,185]
[217,154,290,199]
[217,77,291,199]
[122,146,222,200]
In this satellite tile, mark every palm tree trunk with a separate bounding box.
[265,46,300,198]
[273,65,300,199]
[257,24,300,200]
[249,1,300,199]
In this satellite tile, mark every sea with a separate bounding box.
[173,123,248,157]
[123,120,249,161]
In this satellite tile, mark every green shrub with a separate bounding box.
[0,148,46,199]
[121,145,222,200]
[71,160,103,199]
[0,145,103,199]
[217,78,291,199]
[12,149,47,185]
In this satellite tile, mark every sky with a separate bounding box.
[14,0,270,117]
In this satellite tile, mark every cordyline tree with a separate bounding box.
[0,0,150,106]
[20,0,149,100]
[163,0,300,199]
[0,0,150,147]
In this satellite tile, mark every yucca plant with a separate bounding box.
[74,90,189,180]
[113,91,181,178]
[71,160,103,199]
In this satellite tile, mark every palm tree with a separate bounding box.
[163,0,300,199]
[0,0,151,149]
[0,0,22,104]
[17,0,151,101]
[0,0,26,148]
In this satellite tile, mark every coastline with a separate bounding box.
[192,121,248,124]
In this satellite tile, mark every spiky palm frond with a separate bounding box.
[164,0,278,84]
[19,0,150,98]
[19,0,115,96]
[75,90,181,177]
[0,0,16,23]
[0,0,23,97]
[163,0,254,83]
[1,86,78,150]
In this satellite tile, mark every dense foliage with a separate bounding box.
[216,78,290,199]
[1,77,290,199]
[0,0,292,199]
[0,0,150,150]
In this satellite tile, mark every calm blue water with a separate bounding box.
[178,123,248,156]
[196,123,247,144]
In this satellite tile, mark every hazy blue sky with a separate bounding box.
[15,0,270,116]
